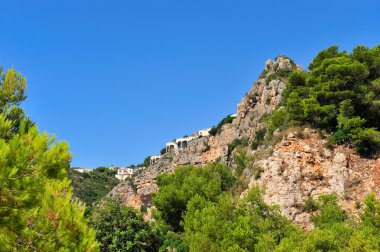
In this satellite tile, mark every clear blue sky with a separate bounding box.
[0,0,379,168]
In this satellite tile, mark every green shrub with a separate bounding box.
[209,114,235,136]
[288,71,307,87]
[355,201,361,209]
[182,186,294,252]
[228,137,248,154]
[353,128,380,157]
[266,69,293,85]
[312,194,347,229]
[232,146,252,177]
[128,180,138,193]
[153,163,236,231]
[90,197,162,251]
[308,45,344,70]
[140,205,147,213]
[305,197,318,213]
[158,231,189,252]
[140,156,151,167]
[259,69,269,79]
[208,127,218,136]
[267,109,292,135]
[202,143,210,153]
[253,165,264,179]
[251,128,267,150]
[329,129,350,145]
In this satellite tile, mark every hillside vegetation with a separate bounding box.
[265,45,380,157]
[68,167,119,215]
[92,44,380,251]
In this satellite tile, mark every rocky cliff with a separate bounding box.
[246,128,380,230]
[109,56,380,228]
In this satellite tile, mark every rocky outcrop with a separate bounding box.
[247,128,380,230]
[109,56,295,210]
[109,55,380,229]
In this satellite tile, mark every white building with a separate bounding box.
[73,168,93,173]
[166,141,178,154]
[175,136,196,150]
[109,165,118,171]
[198,128,212,137]
[115,167,138,181]
[150,155,161,165]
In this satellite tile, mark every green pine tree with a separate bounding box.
[0,67,99,251]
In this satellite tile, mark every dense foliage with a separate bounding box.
[267,45,380,157]
[90,197,162,252]
[153,163,236,231]
[0,67,98,251]
[183,187,295,251]
[68,167,119,215]
[276,194,380,251]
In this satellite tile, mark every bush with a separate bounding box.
[153,163,236,231]
[202,143,210,153]
[329,129,350,145]
[90,197,162,251]
[253,165,264,179]
[228,137,248,155]
[288,71,307,87]
[208,127,218,136]
[140,205,147,213]
[251,128,267,150]
[232,146,252,177]
[182,186,294,251]
[354,128,380,157]
[312,195,347,229]
[266,69,293,85]
[305,197,318,213]
[259,69,269,79]
[158,231,189,252]
[209,114,235,136]
[267,109,292,135]
[140,156,151,167]
[128,180,138,193]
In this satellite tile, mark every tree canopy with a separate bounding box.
[0,67,98,251]
[90,197,162,252]
[153,163,236,231]
[267,44,380,157]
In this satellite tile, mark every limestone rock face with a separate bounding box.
[108,56,380,229]
[234,56,297,143]
[249,129,380,230]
